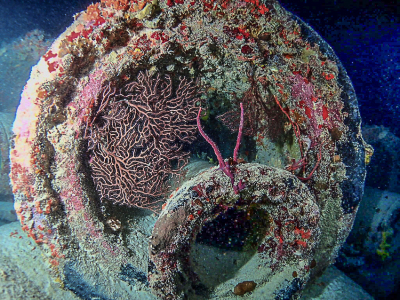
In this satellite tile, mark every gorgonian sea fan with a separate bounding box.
[85,71,199,210]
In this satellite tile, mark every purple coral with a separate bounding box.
[86,71,199,210]
[197,103,245,194]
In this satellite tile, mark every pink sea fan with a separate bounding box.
[86,71,199,210]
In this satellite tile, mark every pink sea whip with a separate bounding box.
[197,103,245,194]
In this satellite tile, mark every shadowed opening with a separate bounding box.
[191,204,270,291]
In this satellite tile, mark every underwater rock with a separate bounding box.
[9,0,369,299]
[0,201,17,223]
[0,222,78,299]
[0,112,14,196]
[300,266,374,300]
[363,125,400,193]
[0,30,50,113]
[337,187,400,299]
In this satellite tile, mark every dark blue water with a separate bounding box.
[0,0,92,44]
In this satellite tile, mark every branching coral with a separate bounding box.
[86,71,199,210]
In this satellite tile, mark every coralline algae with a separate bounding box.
[10,0,370,299]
